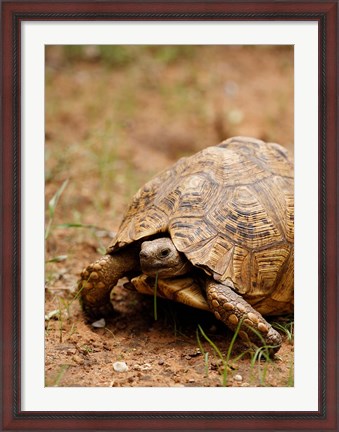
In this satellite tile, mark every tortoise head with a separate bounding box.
[139,237,192,278]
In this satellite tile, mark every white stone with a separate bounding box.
[113,361,128,373]
[91,318,106,328]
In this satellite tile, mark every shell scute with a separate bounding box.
[169,217,217,253]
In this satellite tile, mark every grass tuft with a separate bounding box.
[197,324,242,386]
[272,319,294,344]
[45,179,69,240]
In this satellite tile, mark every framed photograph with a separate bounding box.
[1,1,337,431]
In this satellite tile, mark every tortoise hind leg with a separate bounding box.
[205,280,282,355]
[78,247,140,318]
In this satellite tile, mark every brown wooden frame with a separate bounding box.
[1,1,338,430]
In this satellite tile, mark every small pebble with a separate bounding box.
[72,355,84,365]
[45,309,60,321]
[186,349,201,358]
[113,361,128,373]
[139,363,152,371]
[91,318,106,328]
[234,374,243,382]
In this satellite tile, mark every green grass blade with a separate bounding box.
[225,318,243,364]
[287,359,294,386]
[196,328,209,377]
[46,255,68,263]
[198,325,229,386]
[48,179,69,218]
[45,179,69,240]
[52,364,69,387]
[57,223,111,232]
[272,321,294,343]
[153,272,159,321]
[198,325,224,360]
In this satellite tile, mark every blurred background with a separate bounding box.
[45,45,293,244]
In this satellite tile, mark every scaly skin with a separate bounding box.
[78,246,140,318]
[206,280,282,354]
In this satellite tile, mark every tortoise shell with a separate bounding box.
[108,136,294,315]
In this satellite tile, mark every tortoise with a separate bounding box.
[79,136,294,353]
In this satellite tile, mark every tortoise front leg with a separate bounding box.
[206,280,282,354]
[78,247,140,318]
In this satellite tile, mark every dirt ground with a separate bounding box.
[45,45,294,388]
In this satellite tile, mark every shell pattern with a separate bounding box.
[108,137,294,315]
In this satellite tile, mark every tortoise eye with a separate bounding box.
[160,248,170,258]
